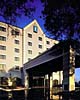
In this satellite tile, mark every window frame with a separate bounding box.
[28,33,32,38]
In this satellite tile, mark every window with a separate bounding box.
[28,33,32,38]
[0,36,6,41]
[15,48,19,53]
[0,45,6,50]
[53,79,58,86]
[46,48,49,50]
[14,40,19,44]
[33,26,38,33]
[46,41,50,44]
[14,66,20,70]
[38,44,42,49]
[28,42,32,46]
[39,52,41,55]
[11,29,19,35]
[0,55,6,59]
[28,58,31,61]
[28,50,32,54]
[0,64,6,71]
[0,26,6,32]
[15,57,20,61]
[38,37,42,41]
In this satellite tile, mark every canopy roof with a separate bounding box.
[24,40,80,76]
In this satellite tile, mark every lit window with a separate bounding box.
[46,41,50,44]
[15,48,19,53]
[0,45,6,50]
[0,55,6,59]
[28,42,32,46]
[15,57,20,61]
[38,44,42,49]
[0,36,6,41]
[28,50,32,54]
[28,33,32,38]
[0,26,6,32]
[33,26,38,33]
[38,37,42,41]
[0,64,6,71]
[14,40,19,44]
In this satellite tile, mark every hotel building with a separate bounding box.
[0,20,62,99]
[0,19,60,71]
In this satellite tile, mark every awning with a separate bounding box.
[24,40,80,75]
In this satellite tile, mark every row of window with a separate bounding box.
[0,64,20,71]
[28,33,50,44]
[0,26,6,32]
[0,46,20,53]
[0,55,20,61]
[28,50,42,55]
[28,42,42,48]
[0,25,37,33]
[0,35,50,45]
[0,36,20,43]
[0,25,20,36]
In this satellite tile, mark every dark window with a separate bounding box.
[38,44,42,49]
[46,48,49,50]
[14,40,19,44]
[53,79,58,86]
[28,33,32,38]
[15,66,20,70]
[46,41,50,44]
[0,45,6,50]
[38,37,42,41]
[0,36,6,41]
[33,26,38,33]
[64,84,69,90]
[39,52,41,55]
[28,50,32,54]
[0,55,6,59]
[11,29,19,35]
[15,57,20,61]
[0,26,6,32]
[28,42,32,46]
[28,58,31,61]
[15,48,19,53]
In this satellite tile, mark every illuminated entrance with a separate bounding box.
[24,40,80,100]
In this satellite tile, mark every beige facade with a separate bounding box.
[23,20,58,64]
[0,20,58,72]
[0,22,22,72]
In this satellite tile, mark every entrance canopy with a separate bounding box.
[24,40,80,76]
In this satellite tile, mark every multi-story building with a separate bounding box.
[23,20,58,64]
[0,19,61,74]
[0,22,22,72]
[0,20,62,99]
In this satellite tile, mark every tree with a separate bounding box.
[41,0,80,41]
[0,0,35,23]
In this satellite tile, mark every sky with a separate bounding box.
[0,0,80,82]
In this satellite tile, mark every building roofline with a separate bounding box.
[0,21,22,29]
[23,19,44,34]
